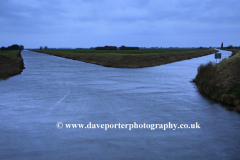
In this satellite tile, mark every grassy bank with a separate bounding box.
[193,49,240,111]
[0,50,25,80]
[30,49,218,68]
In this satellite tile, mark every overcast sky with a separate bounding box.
[0,0,239,48]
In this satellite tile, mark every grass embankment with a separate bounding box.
[0,50,25,80]
[193,49,240,111]
[30,49,218,68]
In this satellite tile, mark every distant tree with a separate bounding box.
[40,46,43,50]
[119,45,139,50]
[95,46,117,50]
[8,44,20,50]
[0,44,23,50]
[227,45,233,49]
[20,45,24,50]
[44,46,48,50]
[221,42,223,49]
[1,46,7,50]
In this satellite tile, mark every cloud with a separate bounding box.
[0,0,239,47]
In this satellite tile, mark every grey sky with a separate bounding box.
[0,0,239,48]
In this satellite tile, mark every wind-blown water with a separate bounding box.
[0,49,239,160]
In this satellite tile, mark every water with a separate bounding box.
[0,49,239,159]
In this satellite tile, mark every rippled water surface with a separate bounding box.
[0,49,239,159]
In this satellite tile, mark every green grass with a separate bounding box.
[0,50,25,80]
[36,48,208,54]
[30,48,217,68]
[0,50,22,61]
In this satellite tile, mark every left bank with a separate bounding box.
[0,50,25,80]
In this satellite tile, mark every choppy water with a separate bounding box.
[0,49,239,160]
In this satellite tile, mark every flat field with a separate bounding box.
[37,48,207,54]
[30,48,218,68]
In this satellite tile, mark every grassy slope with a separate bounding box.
[30,49,218,68]
[193,49,240,111]
[0,50,25,80]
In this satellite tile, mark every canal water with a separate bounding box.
[0,49,239,159]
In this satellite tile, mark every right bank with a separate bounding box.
[193,49,240,111]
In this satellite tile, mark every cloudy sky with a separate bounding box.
[0,0,239,48]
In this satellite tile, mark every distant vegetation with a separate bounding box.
[94,45,140,50]
[95,46,117,50]
[1,44,24,50]
[39,46,48,50]
[119,45,139,50]
[219,42,240,49]
[193,49,240,111]
[29,48,218,68]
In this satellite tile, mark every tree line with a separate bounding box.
[95,46,117,50]
[95,45,139,50]
[39,46,48,50]
[119,45,139,50]
[221,42,240,49]
[1,44,24,50]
